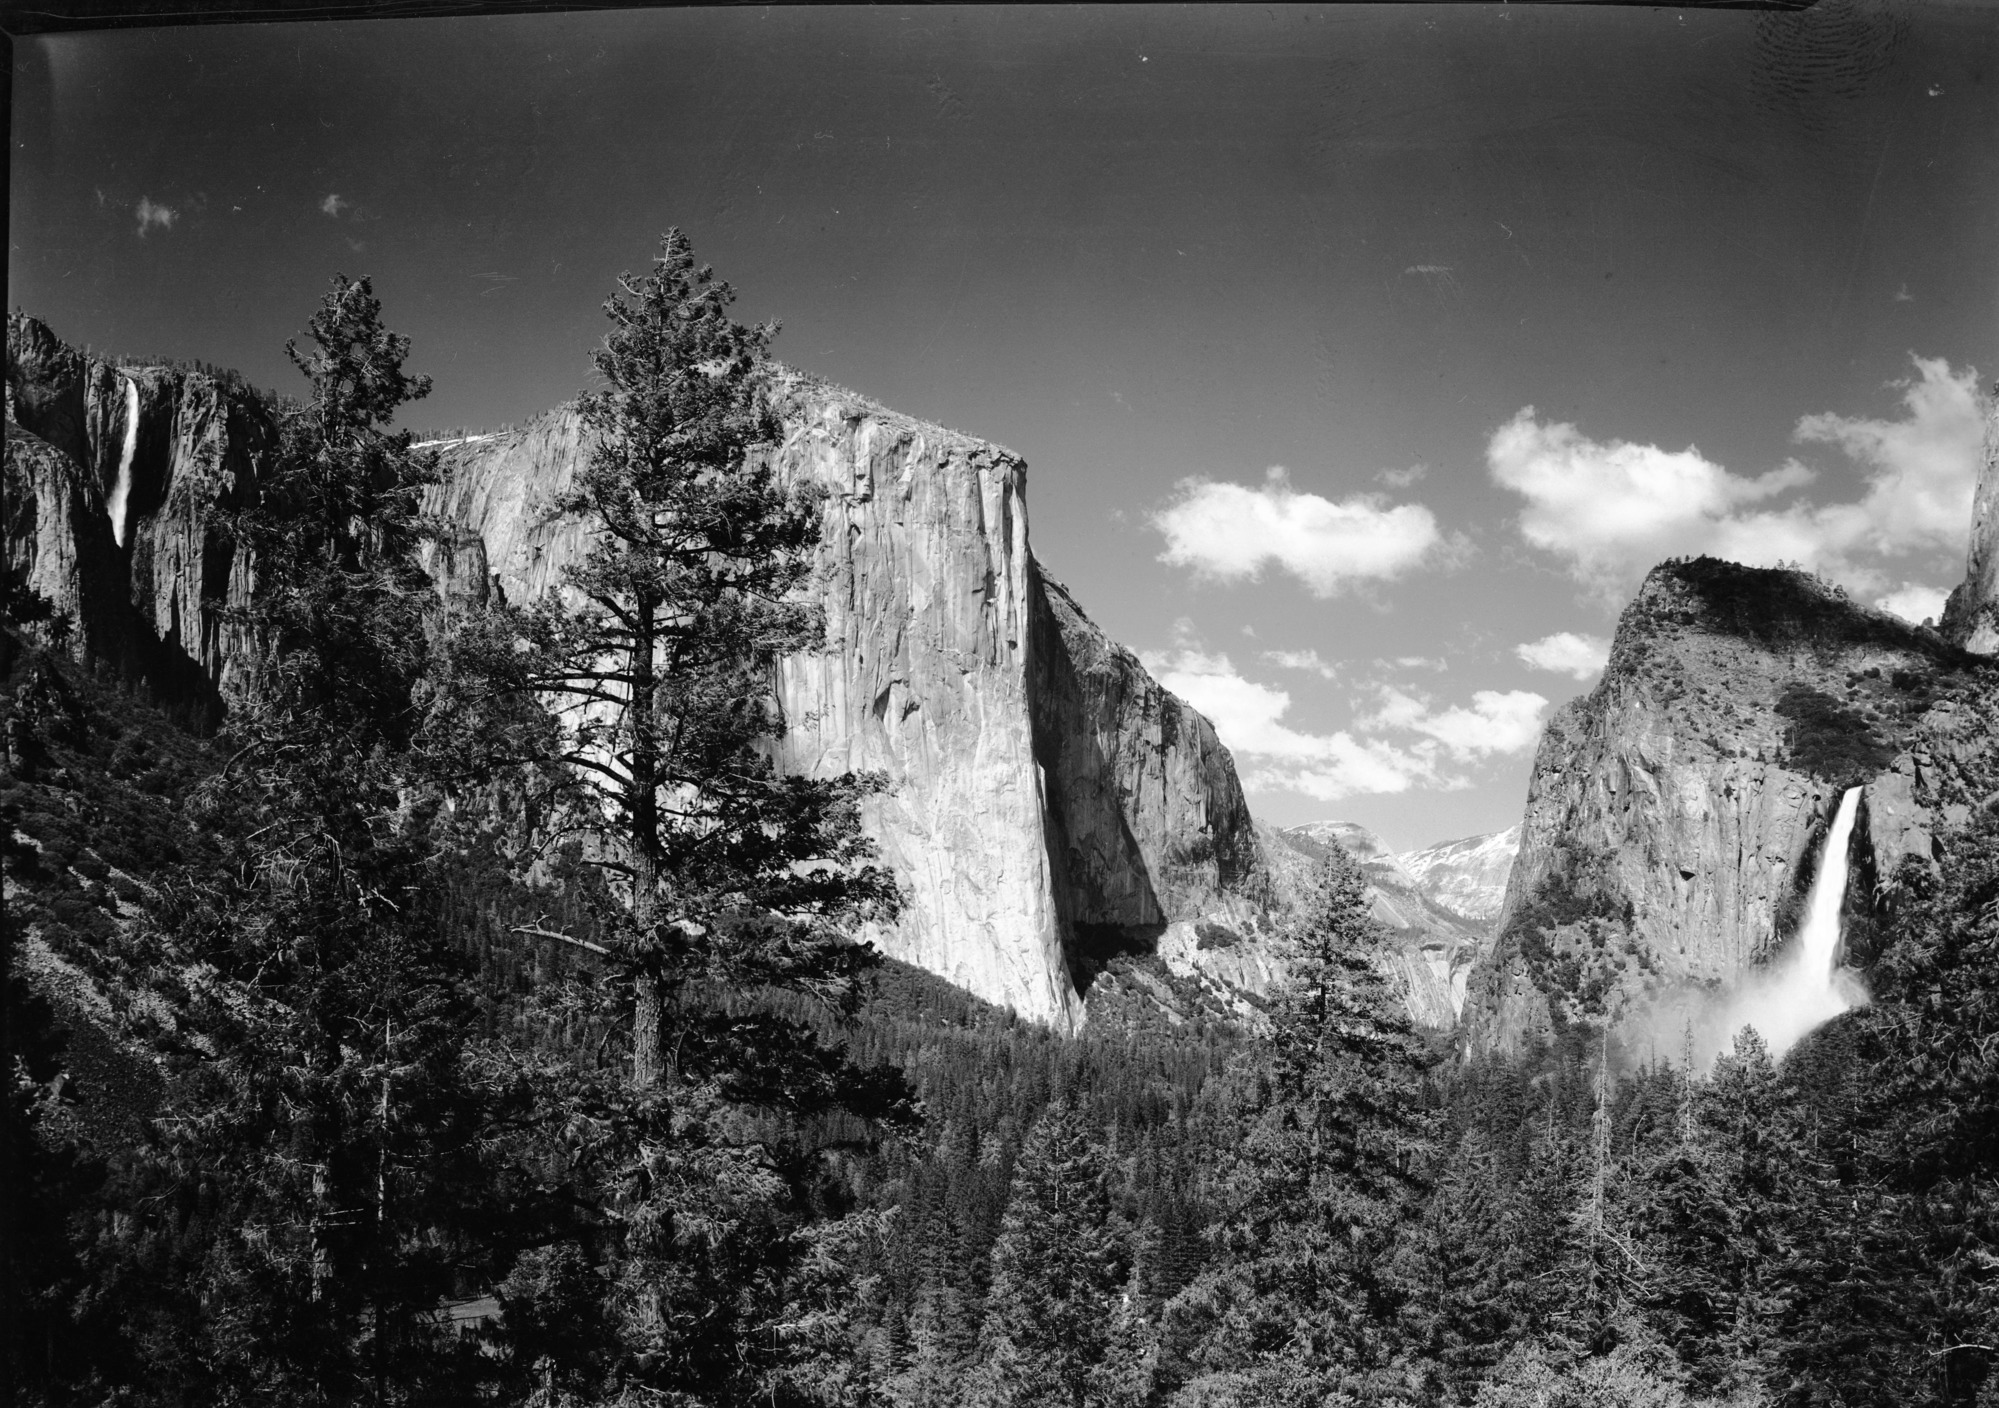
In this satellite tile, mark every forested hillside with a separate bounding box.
[10,242,1999,1408]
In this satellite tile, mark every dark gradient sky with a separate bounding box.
[13,3,1999,849]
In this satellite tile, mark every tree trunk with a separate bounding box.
[632,864,663,1090]
[629,596,664,1091]
[375,1017,391,1408]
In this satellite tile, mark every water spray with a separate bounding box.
[1715,785,1869,1063]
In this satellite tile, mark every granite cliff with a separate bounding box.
[4,314,269,714]
[3,317,1268,1031]
[1463,557,1997,1059]
[1941,384,1999,653]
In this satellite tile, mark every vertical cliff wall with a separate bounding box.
[4,314,268,715]
[1464,558,1991,1059]
[1942,386,1999,653]
[1028,572,1266,976]
[760,384,1071,1025]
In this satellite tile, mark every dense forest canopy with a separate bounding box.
[6,237,1999,1408]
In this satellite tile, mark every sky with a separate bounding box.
[11,2,1999,851]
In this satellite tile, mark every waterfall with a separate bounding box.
[107,376,139,548]
[1719,785,1869,1063]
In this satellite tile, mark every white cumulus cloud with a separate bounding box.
[321,193,349,217]
[1489,357,1985,599]
[1152,466,1441,597]
[1147,647,1438,800]
[1487,410,1810,593]
[1262,647,1339,679]
[1360,686,1548,759]
[135,197,177,236]
[1142,641,1547,803]
[1515,631,1611,679]
[1787,357,1986,561]
[1875,582,1950,625]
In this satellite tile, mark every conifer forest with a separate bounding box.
[9,223,1999,1408]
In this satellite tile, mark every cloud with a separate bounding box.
[1149,648,1339,760]
[1787,357,1984,559]
[1263,648,1339,679]
[1376,463,1429,489]
[1487,409,1811,592]
[1147,646,1438,799]
[321,193,349,217]
[1515,631,1611,679]
[1251,745,1443,803]
[1142,641,1546,803]
[1360,686,1548,759]
[134,197,177,236]
[1489,357,1986,598]
[1875,582,1949,624]
[1152,467,1442,597]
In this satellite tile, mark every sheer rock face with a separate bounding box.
[1029,573,1265,948]
[420,378,1270,1030]
[1463,558,1988,1059]
[1942,389,1999,653]
[4,425,132,670]
[5,315,266,715]
[767,386,1072,1027]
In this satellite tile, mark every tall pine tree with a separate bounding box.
[103,276,508,1407]
[963,1099,1146,1408]
[1163,850,1434,1406]
[432,229,913,1405]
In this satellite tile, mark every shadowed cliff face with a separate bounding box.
[1942,388,1999,653]
[4,314,269,719]
[4,314,1271,1033]
[1464,557,1996,1060]
[1029,569,1266,996]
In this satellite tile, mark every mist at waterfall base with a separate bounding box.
[1636,788,1871,1072]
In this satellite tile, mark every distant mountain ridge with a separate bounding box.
[1395,826,1520,924]
[1267,819,1514,1028]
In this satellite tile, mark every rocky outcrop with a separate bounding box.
[4,314,269,716]
[1942,386,1999,652]
[1396,827,1519,925]
[5,424,133,672]
[1029,572,1265,976]
[1464,558,1991,1059]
